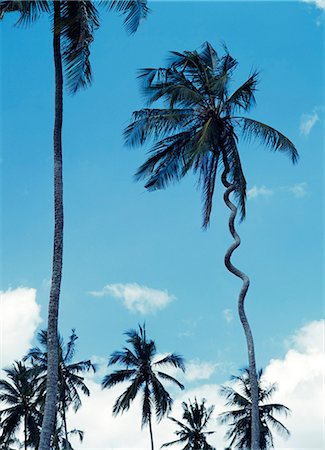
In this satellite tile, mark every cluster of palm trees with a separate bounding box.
[1,1,298,449]
[0,325,291,450]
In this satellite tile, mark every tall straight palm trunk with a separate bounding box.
[39,2,64,449]
[148,414,155,450]
[222,170,260,450]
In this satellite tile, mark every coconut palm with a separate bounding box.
[0,361,42,449]
[162,398,215,450]
[124,42,298,450]
[102,324,185,450]
[219,368,290,449]
[24,329,95,448]
[0,2,148,448]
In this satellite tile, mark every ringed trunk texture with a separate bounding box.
[148,414,155,450]
[39,2,64,449]
[221,170,260,450]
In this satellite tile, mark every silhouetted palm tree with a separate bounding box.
[24,329,94,448]
[219,368,290,449]
[0,2,148,447]
[102,324,185,450]
[0,361,41,449]
[124,42,297,450]
[162,398,215,450]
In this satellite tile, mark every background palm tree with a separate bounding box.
[162,398,215,450]
[24,329,95,448]
[0,2,148,448]
[124,42,297,450]
[0,361,42,449]
[219,368,290,450]
[102,324,185,450]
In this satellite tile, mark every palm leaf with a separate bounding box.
[107,0,149,34]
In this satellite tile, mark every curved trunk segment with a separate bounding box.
[39,2,64,449]
[221,171,260,450]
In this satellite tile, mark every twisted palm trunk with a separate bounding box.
[221,170,260,450]
[39,2,64,448]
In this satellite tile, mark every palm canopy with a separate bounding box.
[102,324,185,427]
[218,368,291,450]
[125,42,298,227]
[24,329,95,413]
[162,398,215,450]
[0,0,149,92]
[0,361,41,449]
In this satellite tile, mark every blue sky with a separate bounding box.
[0,1,324,447]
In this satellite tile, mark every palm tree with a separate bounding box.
[0,2,148,448]
[162,398,215,450]
[102,324,185,450]
[124,42,298,450]
[24,329,95,448]
[219,368,290,449]
[0,361,42,449]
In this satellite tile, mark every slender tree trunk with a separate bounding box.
[24,413,27,450]
[148,414,154,450]
[62,403,69,445]
[221,169,260,450]
[39,2,64,449]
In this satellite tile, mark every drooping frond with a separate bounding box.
[134,130,198,190]
[102,369,137,389]
[60,0,100,93]
[153,353,185,372]
[112,375,143,415]
[0,1,49,25]
[156,371,185,390]
[239,117,299,163]
[151,375,173,422]
[124,108,195,147]
[106,0,149,34]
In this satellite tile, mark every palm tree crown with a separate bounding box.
[0,361,41,449]
[125,41,298,227]
[162,398,215,450]
[219,368,291,450]
[25,329,95,414]
[102,324,185,450]
[102,324,185,424]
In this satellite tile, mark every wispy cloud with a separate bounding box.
[247,185,273,200]
[289,182,308,198]
[223,309,233,323]
[89,283,175,314]
[302,0,325,10]
[247,183,309,201]
[185,360,217,381]
[300,109,320,136]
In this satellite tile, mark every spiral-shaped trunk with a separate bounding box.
[38,1,64,448]
[222,170,260,450]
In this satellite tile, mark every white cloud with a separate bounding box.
[247,185,273,200]
[303,0,325,10]
[264,319,325,449]
[300,110,319,136]
[89,283,175,314]
[185,360,217,382]
[0,287,42,368]
[223,308,233,323]
[289,182,308,198]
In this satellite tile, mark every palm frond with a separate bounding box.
[102,369,137,389]
[156,371,184,390]
[0,1,49,24]
[239,117,299,163]
[60,0,100,93]
[153,353,185,372]
[107,0,149,34]
[226,71,259,112]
